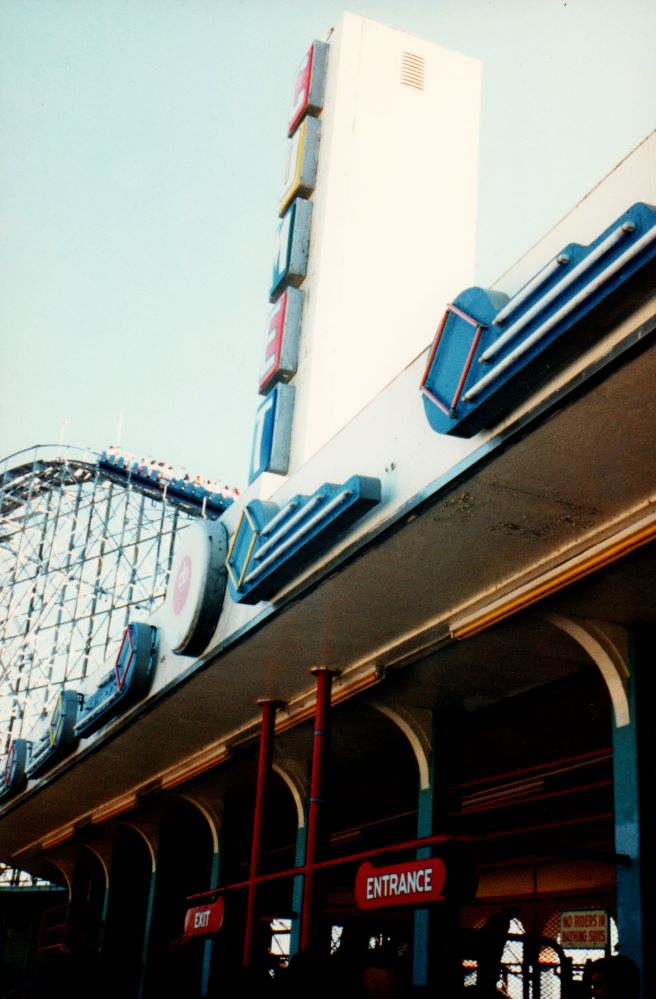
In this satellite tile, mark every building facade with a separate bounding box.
[0,15,653,999]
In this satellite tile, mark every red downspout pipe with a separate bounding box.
[300,668,337,951]
[243,699,279,968]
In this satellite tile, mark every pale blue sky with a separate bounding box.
[1,0,654,488]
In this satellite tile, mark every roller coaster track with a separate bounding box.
[0,445,229,760]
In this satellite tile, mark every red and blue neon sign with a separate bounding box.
[249,38,329,482]
[421,202,656,438]
[75,622,159,738]
[270,198,313,303]
[26,689,80,779]
[227,474,380,604]
[259,288,303,396]
[249,383,295,484]
[279,117,321,217]
[0,738,28,800]
[288,41,329,137]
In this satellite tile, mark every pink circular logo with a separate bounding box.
[173,555,192,615]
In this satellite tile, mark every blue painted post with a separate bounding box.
[289,820,308,957]
[412,711,460,994]
[412,781,434,987]
[613,633,650,997]
[137,866,157,999]
[97,881,110,954]
[200,850,221,997]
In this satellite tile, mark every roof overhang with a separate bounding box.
[2,278,654,863]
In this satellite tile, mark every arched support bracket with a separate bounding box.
[545,613,631,727]
[177,792,223,856]
[273,759,307,830]
[123,820,159,874]
[80,842,112,892]
[34,855,75,900]
[371,702,433,790]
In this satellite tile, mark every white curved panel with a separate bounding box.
[163,521,228,656]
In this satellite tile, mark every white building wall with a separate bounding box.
[493,129,656,297]
[71,131,656,757]
[289,13,481,472]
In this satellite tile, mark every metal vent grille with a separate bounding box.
[401,52,425,90]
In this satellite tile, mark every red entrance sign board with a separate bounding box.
[183,897,225,938]
[355,859,446,910]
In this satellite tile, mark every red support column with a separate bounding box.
[243,699,279,969]
[300,668,337,951]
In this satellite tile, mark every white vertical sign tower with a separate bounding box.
[287,14,481,472]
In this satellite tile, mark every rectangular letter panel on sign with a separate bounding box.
[249,383,295,483]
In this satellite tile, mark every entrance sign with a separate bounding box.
[355,859,446,910]
[560,910,609,948]
[184,897,225,938]
[227,475,381,604]
[421,202,656,437]
[288,40,329,137]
